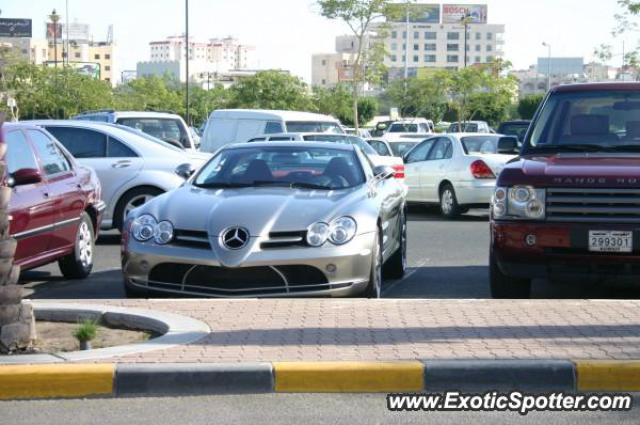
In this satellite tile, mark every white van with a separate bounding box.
[200,109,344,153]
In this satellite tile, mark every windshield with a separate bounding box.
[499,123,529,141]
[388,123,418,133]
[193,146,365,190]
[116,117,189,148]
[284,121,343,134]
[526,91,640,153]
[301,134,379,156]
[449,123,479,132]
[461,135,502,155]
[111,124,184,152]
[390,141,419,157]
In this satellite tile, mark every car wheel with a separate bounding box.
[114,187,164,231]
[59,212,94,279]
[363,228,383,299]
[489,252,531,299]
[439,184,462,219]
[384,209,407,279]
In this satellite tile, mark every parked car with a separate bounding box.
[447,121,492,134]
[367,138,422,158]
[200,109,344,153]
[366,139,393,156]
[29,121,210,231]
[122,142,408,298]
[382,119,434,143]
[490,82,640,299]
[497,120,531,144]
[344,127,372,139]
[3,122,105,278]
[246,133,405,179]
[72,110,199,151]
[403,133,519,218]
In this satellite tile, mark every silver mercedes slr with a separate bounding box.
[121,142,407,298]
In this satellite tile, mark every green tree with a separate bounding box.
[517,94,544,119]
[187,84,229,127]
[386,72,450,122]
[227,71,314,111]
[356,96,378,125]
[317,0,393,129]
[114,75,183,114]
[314,84,377,125]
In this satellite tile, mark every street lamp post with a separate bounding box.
[461,14,472,68]
[185,0,190,126]
[542,41,551,92]
[49,9,60,68]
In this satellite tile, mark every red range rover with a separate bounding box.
[2,122,105,278]
[490,83,640,298]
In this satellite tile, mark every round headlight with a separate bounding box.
[526,199,545,219]
[329,217,357,245]
[493,202,507,218]
[131,215,157,242]
[306,222,330,247]
[494,187,507,202]
[154,221,174,245]
[512,186,532,203]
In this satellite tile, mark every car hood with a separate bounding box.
[499,153,640,187]
[139,185,372,237]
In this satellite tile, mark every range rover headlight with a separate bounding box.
[329,217,357,245]
[131,215,174,244]
[306,222,330,247]
[131,215,157,242]
[492,186,546,220]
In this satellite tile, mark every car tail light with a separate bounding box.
[470,160,495,179]
[392,164,405,179]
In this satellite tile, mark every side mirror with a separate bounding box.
[373,165,395,180]
[497,136,519,154]
[10,168,42,187]
[175,163,195,179]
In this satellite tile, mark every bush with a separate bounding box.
[73,320,98,342]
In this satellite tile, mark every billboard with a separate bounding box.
[443,4,488,24]
[0,18,32,38]
[46,61,101,79]
[389,4,440,24]
[46,23,62,40]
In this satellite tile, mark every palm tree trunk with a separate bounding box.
[0,113,36,353]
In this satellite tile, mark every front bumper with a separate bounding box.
[492,221,640,282]
[122,233,376,298]
[455,180,495,206]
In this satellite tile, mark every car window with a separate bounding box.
[285,121,342,133]
[367,140,391,156]
[461,135,501,154]
[390,142,419,157]
[301,134,378,156]
[264,121,284,134]
[499,123,529,141]
[428,138,453,160]
[27,130,71,175]
[45,126,107,158]
[5,130,39,174]
[405,139,436,163]
[268,136,295,141]
[388,123,418,133]
[116,118,189,148]
[108,138,138,157]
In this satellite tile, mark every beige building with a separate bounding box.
[311,52,356,88]
[0,37,49,64]
[48,40,116,85]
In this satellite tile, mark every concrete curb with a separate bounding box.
[1,360,639,399]
[0,302,210,364]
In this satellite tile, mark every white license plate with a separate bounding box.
[588,231,633,253]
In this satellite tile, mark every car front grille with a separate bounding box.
[147,263,329,296]
[546,188,640,223]
[260,231,307,249]
[171,229,210,248]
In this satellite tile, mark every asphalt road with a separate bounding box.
[21,206,640,300]
[1,394,638,425]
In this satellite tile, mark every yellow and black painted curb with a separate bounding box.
[1,360,639,400]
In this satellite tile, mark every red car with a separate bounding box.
[2,122,105,278]
[490,83,640,298]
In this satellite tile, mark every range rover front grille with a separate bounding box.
[546,188,640,223]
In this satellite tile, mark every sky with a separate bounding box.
[0,0,635,82]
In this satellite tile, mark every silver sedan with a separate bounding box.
[122,142,407,298]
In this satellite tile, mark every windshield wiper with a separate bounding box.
[289,182,333,190]
[194,182,253,189]
[529,144,613,153]
[605,144,640,152]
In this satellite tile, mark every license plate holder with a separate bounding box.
[588,231,633,253]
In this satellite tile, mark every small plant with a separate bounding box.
[73,320,98,350]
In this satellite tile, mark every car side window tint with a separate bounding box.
[428,138,452,160]
[45,127,107,158]
[108,138,137,158]
[368,141,389,156]
[405,139,435,163]
[264,121,284,134]
[27,130,71,176]
[5,130,39,174]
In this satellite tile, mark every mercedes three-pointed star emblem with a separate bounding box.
[221,226,250,250]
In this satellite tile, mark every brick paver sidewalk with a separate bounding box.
[69,299,640,363]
